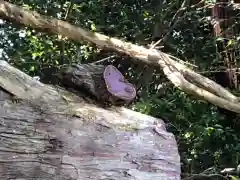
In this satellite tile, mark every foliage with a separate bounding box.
[1,0,240,179]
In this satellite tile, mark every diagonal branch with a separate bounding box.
[0,1,240,113]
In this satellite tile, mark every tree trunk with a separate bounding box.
[0,60,180,180]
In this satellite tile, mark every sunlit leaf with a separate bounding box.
[226,39,233,47]
[90,23,96,31]
[29,66,35,72]
[229,175,240,180]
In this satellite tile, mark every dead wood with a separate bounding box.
[60,63,113,106]
[0,1,239,114]
[60,63,136,106]
[0,60,180,179]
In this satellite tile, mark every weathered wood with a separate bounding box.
[60,64,136,106]
[60,63,111,105]
[0,60,181,179]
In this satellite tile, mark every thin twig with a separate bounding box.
[150,0,205,49]
[167,54,198,68]
[150,0,188,49]
[91,55,116,64]
[182,173,228,180]
[198,68,240,74]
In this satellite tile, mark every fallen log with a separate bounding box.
[0,60,181,180]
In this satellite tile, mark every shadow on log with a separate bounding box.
[0,60,181,180]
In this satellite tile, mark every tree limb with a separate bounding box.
[0,1,240,113]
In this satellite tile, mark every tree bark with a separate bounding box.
[0,1,239,114]
[60,64,136,106]
[60,63,114,106]
[0,60,180,179]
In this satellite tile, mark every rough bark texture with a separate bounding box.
[0,60,180,180]
[60,63,112,105]
[0,1,239,114]
[60,64,135,106]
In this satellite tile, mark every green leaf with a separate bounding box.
[90,23,96,31]
[29,66,35,72]
[229,175,240,180]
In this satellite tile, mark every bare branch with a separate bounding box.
[0,1,240,113]
[91,55,116,64]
